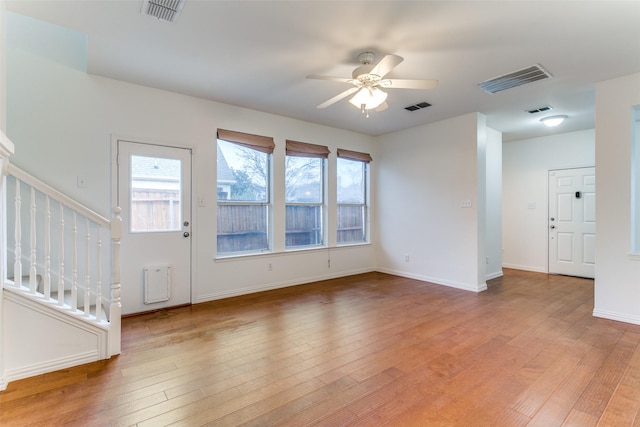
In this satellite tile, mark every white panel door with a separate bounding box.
[117,140,192,314]
[548,167,596,278]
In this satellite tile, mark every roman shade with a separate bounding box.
[217,129,275,154]
[285,140,330,158]
[337,148,372,163]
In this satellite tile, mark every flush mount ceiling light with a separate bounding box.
[541,115,568,127]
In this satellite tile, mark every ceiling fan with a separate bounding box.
[307,52,438,117]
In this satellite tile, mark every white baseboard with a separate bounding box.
[375,267,488,292]
[195,267,375,303]
[593,308,640,326]
[486,270,504,280]
[501,263,547,273]
[5,350,99,384]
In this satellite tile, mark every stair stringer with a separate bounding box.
[2,285,110,385]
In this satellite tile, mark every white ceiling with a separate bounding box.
[6,0,640,141]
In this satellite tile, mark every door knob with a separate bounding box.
[183,231,190,237]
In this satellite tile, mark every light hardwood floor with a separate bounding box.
[2,269,640,426]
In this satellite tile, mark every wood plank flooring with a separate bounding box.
[2,269,640,426]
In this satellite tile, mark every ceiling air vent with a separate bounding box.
[527,105,553,114]
[477,64,552,94]
[405,101,432,112]
[142,0,185,23]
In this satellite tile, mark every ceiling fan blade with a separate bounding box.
[307,75,352,84]
[381,79,439,90]
[316,87,359,109]
[370,54,403,78]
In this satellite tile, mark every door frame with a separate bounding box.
[111,135,195,311]
[547,165,596,277]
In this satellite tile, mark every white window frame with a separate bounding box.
[285,155,326,249]
[216,139,272,256]
[337,157,369,245]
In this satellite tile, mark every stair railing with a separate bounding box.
[4,164,121,356]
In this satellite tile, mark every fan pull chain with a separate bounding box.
[360,104,370,118]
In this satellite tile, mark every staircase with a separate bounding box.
[0,133,121,390]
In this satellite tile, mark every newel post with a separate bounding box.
[109,206,122,356]
[0,130,15,390]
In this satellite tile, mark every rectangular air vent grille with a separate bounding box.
[142,0,185,22]
[405,101,432,112]
[477,64,552,94]
[527,106,553,114]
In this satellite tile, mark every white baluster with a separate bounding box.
[84,217,91,316]
[95,226,102,321]
[13,179,22,287]
[71,212,78,311]
[58,204,64,306]
[44,196,51,299]
[29,187,37,293]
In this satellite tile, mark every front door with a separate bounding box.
[548,167,595,279]
[117,140,192,315]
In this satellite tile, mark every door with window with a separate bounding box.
[548,167,595,279]
[117,140,192,315]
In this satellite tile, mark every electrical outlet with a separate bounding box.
[404,254,410,262]
[461,200,472,208]
[267,263,272,271]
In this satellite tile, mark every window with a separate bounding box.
[130,155,181,232]
[216,129,274,255]
[337,149,371,244]
[285,140,329,248]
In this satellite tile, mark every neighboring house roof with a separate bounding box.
[217,145,236,184]
[129,149,236,190]
[131,155,181,180]
[131,155,181,191]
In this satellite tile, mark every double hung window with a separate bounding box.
[216,129,274,255]
[285,140,329,249]
[337,149,371,244]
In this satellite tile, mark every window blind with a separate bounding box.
[285,139,330,158]
[337,148,372,163]
[217,129,275,154]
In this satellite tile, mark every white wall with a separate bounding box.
[375,113,490,292]
[485,127,503,279]
[633,111,640,252]
[594,72,640,325]
[6,14,377,307]
[3,291,107,383]
[502,129,595,272]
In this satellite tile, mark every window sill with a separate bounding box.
[629,253,640,261]
[336,241,371,248]
[214,243,371,262]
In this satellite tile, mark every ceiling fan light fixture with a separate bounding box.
[349,87,388,111]
[541,115,567,127]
